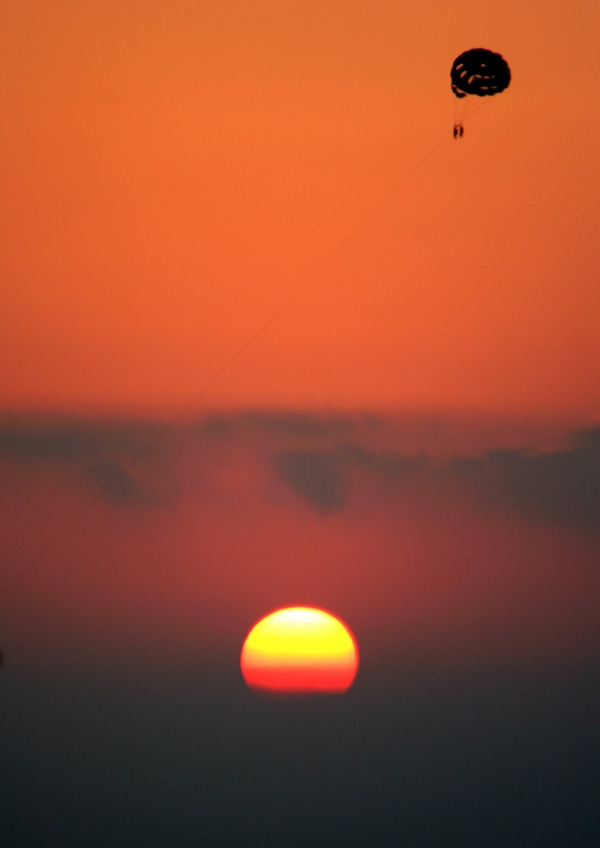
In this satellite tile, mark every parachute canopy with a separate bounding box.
[451,49,511,99]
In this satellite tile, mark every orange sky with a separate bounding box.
[1,0,599,417]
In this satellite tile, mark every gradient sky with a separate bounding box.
[2,5,600,845]
[1,0,599,415]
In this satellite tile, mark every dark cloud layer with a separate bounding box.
[0,417,178,507]
[451,431,600,529]
[273,428,600,530]
[1,412,599,530]
[198,410,360,440]
[84,459,164,506]
[0,420,153,460]
[273,451,344,511]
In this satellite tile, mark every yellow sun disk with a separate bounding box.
[240,607,359,693]
[243,608,355,657]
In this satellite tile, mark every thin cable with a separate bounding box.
[0,128,451,599]
[462,98,489,127]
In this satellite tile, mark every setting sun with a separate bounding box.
[240,607,359,695]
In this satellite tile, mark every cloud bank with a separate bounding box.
[1,411,599,666]
[1,411,598,530]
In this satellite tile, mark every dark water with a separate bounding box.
[1,661,599,847]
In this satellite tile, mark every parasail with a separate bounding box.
[450,48,511,136]
[451,48,511,99]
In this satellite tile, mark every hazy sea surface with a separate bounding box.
[1,660,599,847]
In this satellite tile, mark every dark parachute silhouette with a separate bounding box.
[451,48,511,99]
[450,49,510,137]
